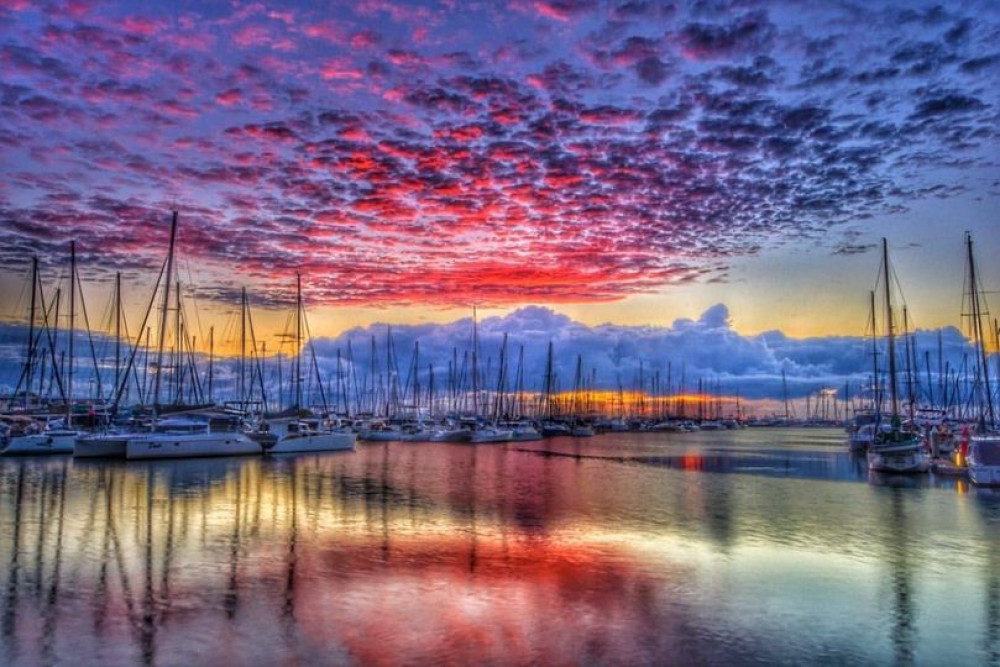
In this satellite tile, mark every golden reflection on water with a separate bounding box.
[0,431,998,665]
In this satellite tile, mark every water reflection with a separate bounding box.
[0,430,998,664]
[885,488,915,666]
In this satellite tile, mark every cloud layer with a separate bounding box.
[0,304,982,414]
[0,1,998,309]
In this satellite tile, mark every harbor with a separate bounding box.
[2,0,999,663]
[2,428,998,665]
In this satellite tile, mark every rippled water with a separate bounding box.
[1,428,998,666]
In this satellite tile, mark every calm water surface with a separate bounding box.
[1,428,998,666]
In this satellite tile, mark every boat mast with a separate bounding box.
[152,212,178,410]
[516,345,525,418]
[208,325,214,404]
[25,257,38,410]
[428,363,434,418]
[573,354,583,420]
[114,272,121,405]
[967,232,994,428]
[870,290,880,413]
[494,333,507,421]
[67,241,75,425]
[543,340,553,420]
[173,279,181,404]
[369,336,376,415]
[882,238,900,420]
[782,368,789,420]
[240,287,247,412]
[472,306,479,419]
[295,273,302,413]
[413,341,420,416]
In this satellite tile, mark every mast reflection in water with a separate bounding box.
[1,428,999,665]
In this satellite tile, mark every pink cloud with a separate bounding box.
[350,30,381,48]
[121,16,166,37]
[302,21,344,43]
[268,9,295,25]
[233,24,275,48]
[216,88,244,106]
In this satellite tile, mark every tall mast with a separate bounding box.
[472,306,479,418]
[114,272,121,405]
[208,325,214,404]
[25,257,38,410]
[385,325,393,418]
[543,341,553,419]
[882,238,899,419]
[428,363,435,417]
[413,341,420,415]
[667,362,672,420]
[240,287,247,410]
[870,290,880,412]
[573,354,583,419]
[516,345,525,418]
[67,241,75,424]
[336,348,344,414]
[152,212,178,409]
[494,332,507,421]
[782,368,789,420]
[369,336,376,415]
[295,273,302,412]
[967,232,994,428]
[172,279,182,404]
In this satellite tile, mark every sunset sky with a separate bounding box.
[1,0,998,349]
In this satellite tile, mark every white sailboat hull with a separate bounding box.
[867,449,931,474]
[2,431,78,456]
[126,433,261,460]
[470,429,513,443]
[968,464,1000,486]
[968,436,1000,486]
[269,432,356,453]
[428,429,472,443]
[74,434,129,458]
[359,430,405,442]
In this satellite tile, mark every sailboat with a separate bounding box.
[539,341,571,437]
[467,308,512,443]
[847,292,883,453]
[263,274,356,453]
[866,239,930,474]
[569,355,595,437]
[961,233,1000,486]
[124,212,261,460]
[3,246,85,456]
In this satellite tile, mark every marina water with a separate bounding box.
[1,428,998,665]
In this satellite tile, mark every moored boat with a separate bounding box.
[1,417,79,456]
[867,428,930,474]
[75,431,131,458]
[865,240,929,475]
[508,420,542,441]
[263,417,356,453]
[469,424,513,443]
[126,416,261,460]
[2,428,78,456]
[967,434,1000,486]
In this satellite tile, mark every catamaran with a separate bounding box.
[126,414,261,460]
